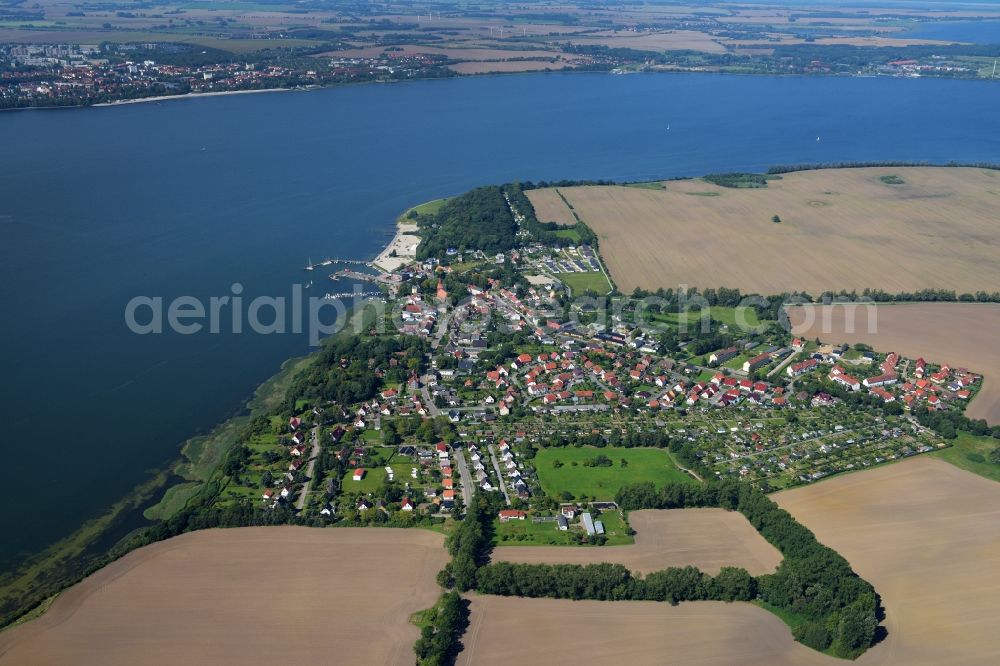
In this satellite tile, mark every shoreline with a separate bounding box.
[371,212,422,273]
[92,87,294,107]
[6,67,997,113]
[0,299,376,631]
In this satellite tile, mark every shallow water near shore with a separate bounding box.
[1,70,999,571]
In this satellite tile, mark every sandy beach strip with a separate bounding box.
[93,87,292,107]
[372,221,420,272]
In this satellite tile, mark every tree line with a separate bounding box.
[476,561,756,604]
[285,333,427,409]
[613,480,880,658]
[414,492,503,664]
[466,479,879,659]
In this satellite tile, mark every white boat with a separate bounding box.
[305,258,315,271]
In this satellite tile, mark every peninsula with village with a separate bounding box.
[2,163,1000,665]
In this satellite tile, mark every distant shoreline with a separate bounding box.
[92,87,293,107]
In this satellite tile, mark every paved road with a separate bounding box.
[430,310,451,350]
[767,351,800,378]
[487,444,512,506]
[453,448,476,507]
[420,379,442,417]
[295,426,321,511]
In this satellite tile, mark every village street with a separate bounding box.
[295,426,321,511]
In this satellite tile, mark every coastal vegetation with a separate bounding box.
[415,186,518,260]
[413,182,595,262]
[703,173,771,188]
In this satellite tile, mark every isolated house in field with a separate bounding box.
[498,509,526,522]
[353,468,366,481]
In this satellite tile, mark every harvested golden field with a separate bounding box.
[527,187,579,226]
[776,457,1000,665]
[788,303,1000,424]
[545,167,1000,295]
[449,60,570,74]
[457,596,833,666]
[568,29,727,53]
[0,527,447,666]
[326,45,563,60]
[492,508,782,575]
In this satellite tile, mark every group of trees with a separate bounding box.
[285,334,426,408]
[415,493,502,663]
[703,173,770,188]
[768,161,1000,176]
[816,287,1000,304]
[437,493,503,592]
[615,480,880,658]
[413,591,468,666]
[504,182,597,247]
[429,478,877,659]
[412,180,600,262]
[415,186,519,260]
[914,406,1000,441]
[475,562,756,605]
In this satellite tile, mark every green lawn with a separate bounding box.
[708,306,767,330]
[723,353,752,370]
[932,432,1000,483]
[559,271,611,295]
[555,227,583,242]
[649,307,767,333]
[400,197,449,222]
[535,447,692,500]
[342,461,425,492]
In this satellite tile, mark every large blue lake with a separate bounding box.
[1,71,1000,570]
[905,19,1000,44]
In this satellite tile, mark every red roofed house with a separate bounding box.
[353,468,366,481]
[743,353,771,373]
[498,509,527,522]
